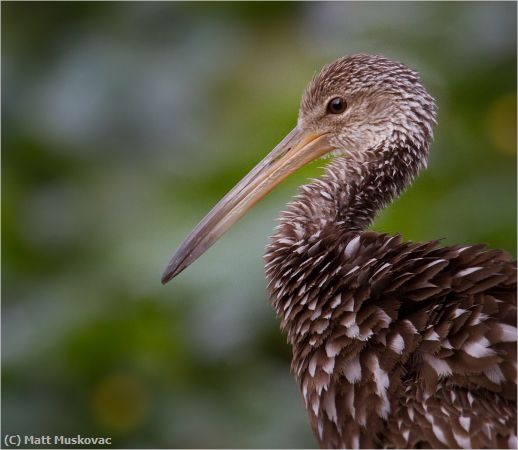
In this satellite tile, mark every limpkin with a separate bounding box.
[162,54,517,448]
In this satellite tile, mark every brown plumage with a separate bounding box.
[162,54,517,448]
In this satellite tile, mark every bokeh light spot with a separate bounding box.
[486,91,517,155]
[91,372,150,433]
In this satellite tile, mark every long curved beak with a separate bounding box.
[161,126,334,284]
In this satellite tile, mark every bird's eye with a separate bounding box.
[327,97,347,114]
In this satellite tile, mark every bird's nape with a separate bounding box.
[161,126,334,283]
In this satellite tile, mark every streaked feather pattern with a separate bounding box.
[264,55,516,448]
[266,226,516,448]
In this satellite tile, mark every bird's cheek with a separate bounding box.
[328,134,349,153]
[332,125,365,153]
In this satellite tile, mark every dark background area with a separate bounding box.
[2,2,516,448]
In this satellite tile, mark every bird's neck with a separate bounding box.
[284,141,428,234]
[264,141,429,447]
[266,140,428,343]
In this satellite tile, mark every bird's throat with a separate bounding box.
[281,143,428,235]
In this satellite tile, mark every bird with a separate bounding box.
[161,54,517,448]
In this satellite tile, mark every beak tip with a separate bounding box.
[161,244,197,285]
[161,263,182,285]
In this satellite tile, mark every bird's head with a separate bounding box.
[298,54,436,159]
[162,54,436,283]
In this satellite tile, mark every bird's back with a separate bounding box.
[266,228,517,448]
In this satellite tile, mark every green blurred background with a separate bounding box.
[2,2,516,448]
